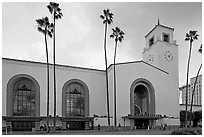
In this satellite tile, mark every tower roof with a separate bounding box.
[145,23,174,38]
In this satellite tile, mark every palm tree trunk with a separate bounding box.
[189,63,202,125]
[113,40,118,127]
[104,22,110,128]
[53,12,56,132]
[185,39,193,128]
[44,32,50,132]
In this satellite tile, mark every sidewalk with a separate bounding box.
[2,129,174,135]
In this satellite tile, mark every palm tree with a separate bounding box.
[110,27,125,128]
[189,44,202,125]
[184,30,199,128]
[36,16,53,132]
[47,2,63,131]
[100,9,113,128]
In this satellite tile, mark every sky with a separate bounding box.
[2,2,202,87]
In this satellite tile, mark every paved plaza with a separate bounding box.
[2,129,175,135]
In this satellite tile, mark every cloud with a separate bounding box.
[2,2,202,86]
[56,42,105,70]
[2,41,50,63]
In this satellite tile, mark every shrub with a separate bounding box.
[170,128,202,135]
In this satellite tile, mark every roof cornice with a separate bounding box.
[107,60,169,74]
[145,24,174,38]
[2,58,105,72]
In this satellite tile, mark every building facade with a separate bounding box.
[2,23,180,131]
[180,75,202,106]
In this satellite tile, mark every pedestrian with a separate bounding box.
[118,123,121,130]
[161,123,163,130]
[44,124,47,131]
[67,123,70,130]
[97,124,100,130]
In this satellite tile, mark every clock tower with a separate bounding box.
[142,21,178,80]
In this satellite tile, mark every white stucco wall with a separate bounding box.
[108,61,180,126]
[2,59,106,118]
[2,58,181,127]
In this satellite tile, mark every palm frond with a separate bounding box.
[59,12,63,17]
[56,7,61,12]
[55,14,60,19]
[118,37,122,42]
[50,2,58,8]
[47,5,53,14]
[198,44,202,53]
[115,27,119,31]
[47,31,53,38]
[103,9,106,15]
[100,15,104,19]
[36,18,44,26]
[109,18,113,23]
[193,36,198,40]
[37,27,45,34]
[112,28,116,33]
[110,34,114,38]
[185,37,190,41]
[109,12,114,17]
[189,30,194,35]
[103,20,106,24]
[185,33,190,38]
[107,20,111,24]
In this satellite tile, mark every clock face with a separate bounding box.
[164,51,173,61]
[147,54,154,63]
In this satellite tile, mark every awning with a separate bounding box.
[122,114,163,120]
[2,116,94,122]
[2,116,41,121]
[61,116,94,122]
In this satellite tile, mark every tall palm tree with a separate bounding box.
[184,30,199,128]
[100,9,113,128]
[189,44,202,125]
[110,27,125,128]
[47,2,63,131]
[36,16,53,132]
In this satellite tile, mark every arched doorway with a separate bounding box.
[62,79,91,130]
[134,84,149,115]
[130,78,155,129]
[6,74,40,131]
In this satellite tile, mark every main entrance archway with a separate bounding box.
[134,84,149,115]
[130,78,155,129]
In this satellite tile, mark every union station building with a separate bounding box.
[2,23,180,131]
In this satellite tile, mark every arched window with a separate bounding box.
[6,74,40,117]
[13,78,36,116]
[62,79,89,117]
[66,83,85,116]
